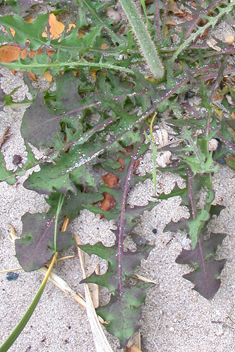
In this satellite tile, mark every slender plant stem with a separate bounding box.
[0,60,134,74]
[155,0,161,44]
[54,194,65,255]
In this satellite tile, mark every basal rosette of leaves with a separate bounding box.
[1,0,235,348]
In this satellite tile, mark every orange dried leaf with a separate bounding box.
[102,173,119,188]
[117,157,125,170]
[134,159,140,169]
[78,30,85,39]
[42,13,65,39]
[67,23,76,32]
[27,72,37,81]
[61,215,69,232]
[167,0,184,15]
[0,45,21,62]
[20,48,42,59]
[99,192,117,211]
[25,17,35,23]
[100,43,108,50]
[9,27,15,37]
[43,71,53,82]
[166,18,177,26]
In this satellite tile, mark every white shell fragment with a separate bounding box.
[206,37,222,52]
[224,34,235,45]
[208,138,219,151]
[105,7,120,24]
[153,129,169,147]
[156,151,172,168]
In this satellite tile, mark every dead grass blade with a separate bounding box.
[74,233,114,352]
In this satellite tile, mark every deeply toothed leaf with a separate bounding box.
[176,231,226,299]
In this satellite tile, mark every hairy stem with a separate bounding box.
[119,0,164,79]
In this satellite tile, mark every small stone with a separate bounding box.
[208,139,218,151]
[224,34,235,45]
[169,327,174,332]
[105,7,120,25]
[6,272,19,281]
[156,151,172,168]
[12,154,22,165]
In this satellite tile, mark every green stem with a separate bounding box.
[54,194,65,256]
[0,60,134,74]
[119,0,164,80]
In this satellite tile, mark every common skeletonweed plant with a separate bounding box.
[0,0,235,348]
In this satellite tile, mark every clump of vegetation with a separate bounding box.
[1,0,235,350]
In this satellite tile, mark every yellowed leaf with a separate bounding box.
[25,16,35,23]
[42,13,65,39]
[9,27,15,37]
[78,29,85,39]
[27,72,37,81]
[100,43,108,49]
[0,45,20,62]
[90,70,97,81]
[67,23,76,32]
[166,18,177,26]
[167,0,184,14]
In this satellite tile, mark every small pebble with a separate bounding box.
[224,34,235,45]
[6,272,19,281]
[12,154,22,165]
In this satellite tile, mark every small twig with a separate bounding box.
[227,315,235,325]
[0,126,10,147]
[211,320,235,330]
[129,344,142,352]
[0,267,22,274]
[155,0,161,44]
[154,311,164,335]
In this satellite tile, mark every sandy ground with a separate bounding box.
[1,59,235,352]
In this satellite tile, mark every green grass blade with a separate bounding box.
[152,144,157,195]
[140,0,150,29]
[54,194,65,256]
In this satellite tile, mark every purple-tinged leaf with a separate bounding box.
[210,204,225,217]
[0,151,17,185]
[46,187,103,220]
[164,216,189,234]
[80,241,153,347]
[176,231,226,299]
[80,241,153,292]
[79,141,156,347]
[7,0,40,15]
[23,160,77,195]
[21,72,81,148]
[225,154,235,171]
[158,184,188,201]
[97,282,152,348]
[15,212,74,271]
